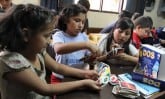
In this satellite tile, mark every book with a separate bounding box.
[118,73,160,97]
[138,44,165,81]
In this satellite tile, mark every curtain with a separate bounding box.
[40,0,58,11]
[125,0,145,15]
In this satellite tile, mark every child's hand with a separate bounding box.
[84,70,99,80]
[113,53,130,61]
[86,42,101,57]
[111,43,121,48]
[95,55,107,61]
[83,79,101,90]
[107,47,124,59]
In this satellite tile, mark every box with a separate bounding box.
[138,44,165,80]
[132,71,165,89]
[132,44,165,89]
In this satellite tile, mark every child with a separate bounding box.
[97,17,138,66]
[140,17,165,46]
[51,4,100,83]
[100,10,133,34]
[0,4,101,99]
[0,0,13,12]
[77,0,90,33]
[132,16,152,49]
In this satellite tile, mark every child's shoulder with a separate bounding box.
[53,30,64,35]
[0,51,30,70]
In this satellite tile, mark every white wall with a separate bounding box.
[87,11,118,28]
[12,0,40,5]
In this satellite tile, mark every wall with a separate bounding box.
[87,11,118,28]
[12,0,40,5]
[144,0,165,28]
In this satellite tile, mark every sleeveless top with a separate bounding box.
[0,51,50,99]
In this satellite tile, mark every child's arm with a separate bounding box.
[112,53,138,64]
[54,42,100,55]
[5,68,100,95]
[159,39,165,45]
[45,52,99,80]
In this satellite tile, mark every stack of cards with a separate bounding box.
[97,62,111,87]
[112,81,140,98]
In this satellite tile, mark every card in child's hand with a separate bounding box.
[107,48,124,58]
[97,62,111,87]
[115,48,124,54]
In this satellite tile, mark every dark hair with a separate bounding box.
[0,4,55,51]
[106,17,134,54]
[146,16,153,28]
[51,9,58,16]
[57,4,87,31]
[134,16,153,29]
[78,0,90,11]
[119,10,133,19]
[131,12,142,21]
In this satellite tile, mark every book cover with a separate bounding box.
[139,44,165,80]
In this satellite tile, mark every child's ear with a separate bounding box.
[22,28,30,42]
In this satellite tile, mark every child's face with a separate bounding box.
[113,28,132,44]
[0,0,12,10]
[26,25,54,53]
[66,13,86,36]
[136,27,151,39]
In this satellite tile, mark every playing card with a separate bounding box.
[116,48,124,54]
[112,85,118,95]
[109,74,119,85]
[119,81,137,91]
[97,62,111,87]
[119,81,138,93]
[107,48,124,58]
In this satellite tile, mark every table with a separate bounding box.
[56,65,165,99]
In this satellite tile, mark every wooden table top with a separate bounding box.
[56,65,165,99]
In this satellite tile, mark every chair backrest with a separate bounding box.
[88,33,106,44]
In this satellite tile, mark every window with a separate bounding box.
[75,0,125,13]
[102,0,121,12]
[88,0,100,10]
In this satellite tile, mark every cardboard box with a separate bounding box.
[132,44,165,89]
[132,70,165,89]
[138,44,165,80]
